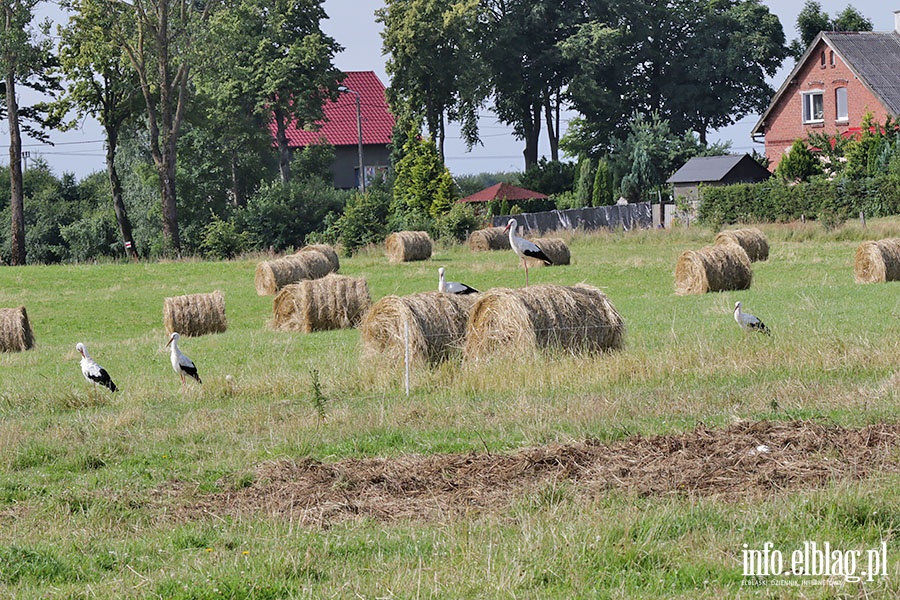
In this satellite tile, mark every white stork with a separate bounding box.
[166,332,202,384]
[503,218,551,286]
[733,301,771,336]
[75,342,118,393]
[438,267,479,295]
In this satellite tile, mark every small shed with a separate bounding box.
[667,154,771,207]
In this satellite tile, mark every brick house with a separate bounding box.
[751,11,900,170]
[274,71,395,189]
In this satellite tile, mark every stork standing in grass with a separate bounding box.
[733,301,771,336]
[438,267,479,295]
[166,332,202,384]
[76,342,118,393]
[503,218,551,286]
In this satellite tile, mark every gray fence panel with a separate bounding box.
[492,202,652,234]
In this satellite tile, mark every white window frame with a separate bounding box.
[802,91,824,124]
[835,87,849,122]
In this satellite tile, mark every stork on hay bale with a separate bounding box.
[468,227,508,252]
[714,228,769,262]
[0,306,35,352]
[359,292,477,365]
[255,250,335,295]
[271,274,371,333]
[295,244,340,273]
[163,290,227,337]
[674,243,753,295]
[385,231,433,263]
[854,238,900,283]
[463,284,624,360]
[526,238,570,267]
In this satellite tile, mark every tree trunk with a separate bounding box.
[6,69,24,266]
[160,139,180,255]
[229,148,241,207]
[544,93,559,162]
[274,107,291,183]
[522,102,542,169]
[105,127,137,260]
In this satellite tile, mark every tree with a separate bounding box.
[789,1,873,59]
[775,139,821,182]
[57,0,142,259]
[392,123,456,222]
[592,157,613,206]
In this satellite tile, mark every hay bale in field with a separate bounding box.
[359,292,477,364]
[714,228,769,262]
[385,231,433,263]
[674,243,752,295]
[527,238,570,266]
[163,290,227,337]
[463,284,624,360]
[854,238,900,283]
[271,274,371,333]
[468,227,508,252]
[255,251,334,295]
[0,306,34,352]
[296,244,340,273]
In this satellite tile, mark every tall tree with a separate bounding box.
[0,0,59,265]
[57,0,142,259]
[789,1,873,59]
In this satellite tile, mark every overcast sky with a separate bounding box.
[17,0,898,179]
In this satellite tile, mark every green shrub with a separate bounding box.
[199,216,251,259]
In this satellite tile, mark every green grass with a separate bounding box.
[2,220,900,597]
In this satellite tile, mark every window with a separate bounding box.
[820,51,826,67]
[829,51,835,66]
[835,87,848,121]
[802,91,824,123]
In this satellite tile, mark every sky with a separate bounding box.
[13,0,898,180]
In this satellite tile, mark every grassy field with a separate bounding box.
[2,220,900,598]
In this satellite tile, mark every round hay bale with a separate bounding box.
[674,243,752,295]
[714,228,769,262]
[163,290,227,337]
[0,306,34,352]
[271,274,371,332]
[255,251,334,295]
[468,227,508,252]
[359,292,477,364]
[528,238,570,266]
[463,284,624,360]
[385,231,433,263]
[854,238,900,283]
[296,244,340,273]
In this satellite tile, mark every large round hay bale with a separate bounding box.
[359,292,477,364]
[0,306,34,352]
[674,243,752,295]
[854,238,900,283]
[255,251,334,295]
[714,228,769,262]
[463,284,624,360]
[296,244,340,273]
[528,238,570,266]
[271,274,371,332]
[385,231,432,263]
[468,227,508,252]
[163,291,227,337]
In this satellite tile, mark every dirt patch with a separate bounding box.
[182,421,900,525]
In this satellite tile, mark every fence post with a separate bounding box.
[860,211,866,228]
[404,318,410,397]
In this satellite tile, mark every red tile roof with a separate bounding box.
[458,182,549,203]
[274,71,395,148]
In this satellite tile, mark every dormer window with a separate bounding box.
[802,91,824,123]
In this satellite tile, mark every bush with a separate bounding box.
[435,203,480,242]
[199,216,251,259]
[328,186,392,255]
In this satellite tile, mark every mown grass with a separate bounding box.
[2,220,900,597]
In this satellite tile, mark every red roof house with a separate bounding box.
[458,182,549,203]
[274,71,395,189]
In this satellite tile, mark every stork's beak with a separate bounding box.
[165,336,173,348]
[503,222,511,232]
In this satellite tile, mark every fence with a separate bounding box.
[491,202,652,234]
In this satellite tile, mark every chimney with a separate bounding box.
[896,10,900,34]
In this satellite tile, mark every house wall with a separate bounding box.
[330,145,392,190]
[763,39,890,170]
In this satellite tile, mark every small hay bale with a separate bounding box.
[255,251,334,295]
[714,228,769,262]
[0,306,34,352]
[163,290,227,337]
[296,244,340,273]
[674,243,752,295]
[469,227,508,252]
[271,274,371,332]
[854,238,900,283]
[385,231,433,263]
[463,284,624,360]
[528,238,570,267]
[359,292,477,364]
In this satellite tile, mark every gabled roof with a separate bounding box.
[276,71,395,148]
[666,154,769,184]
[751,31,900,136]
[457,182,549,203]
